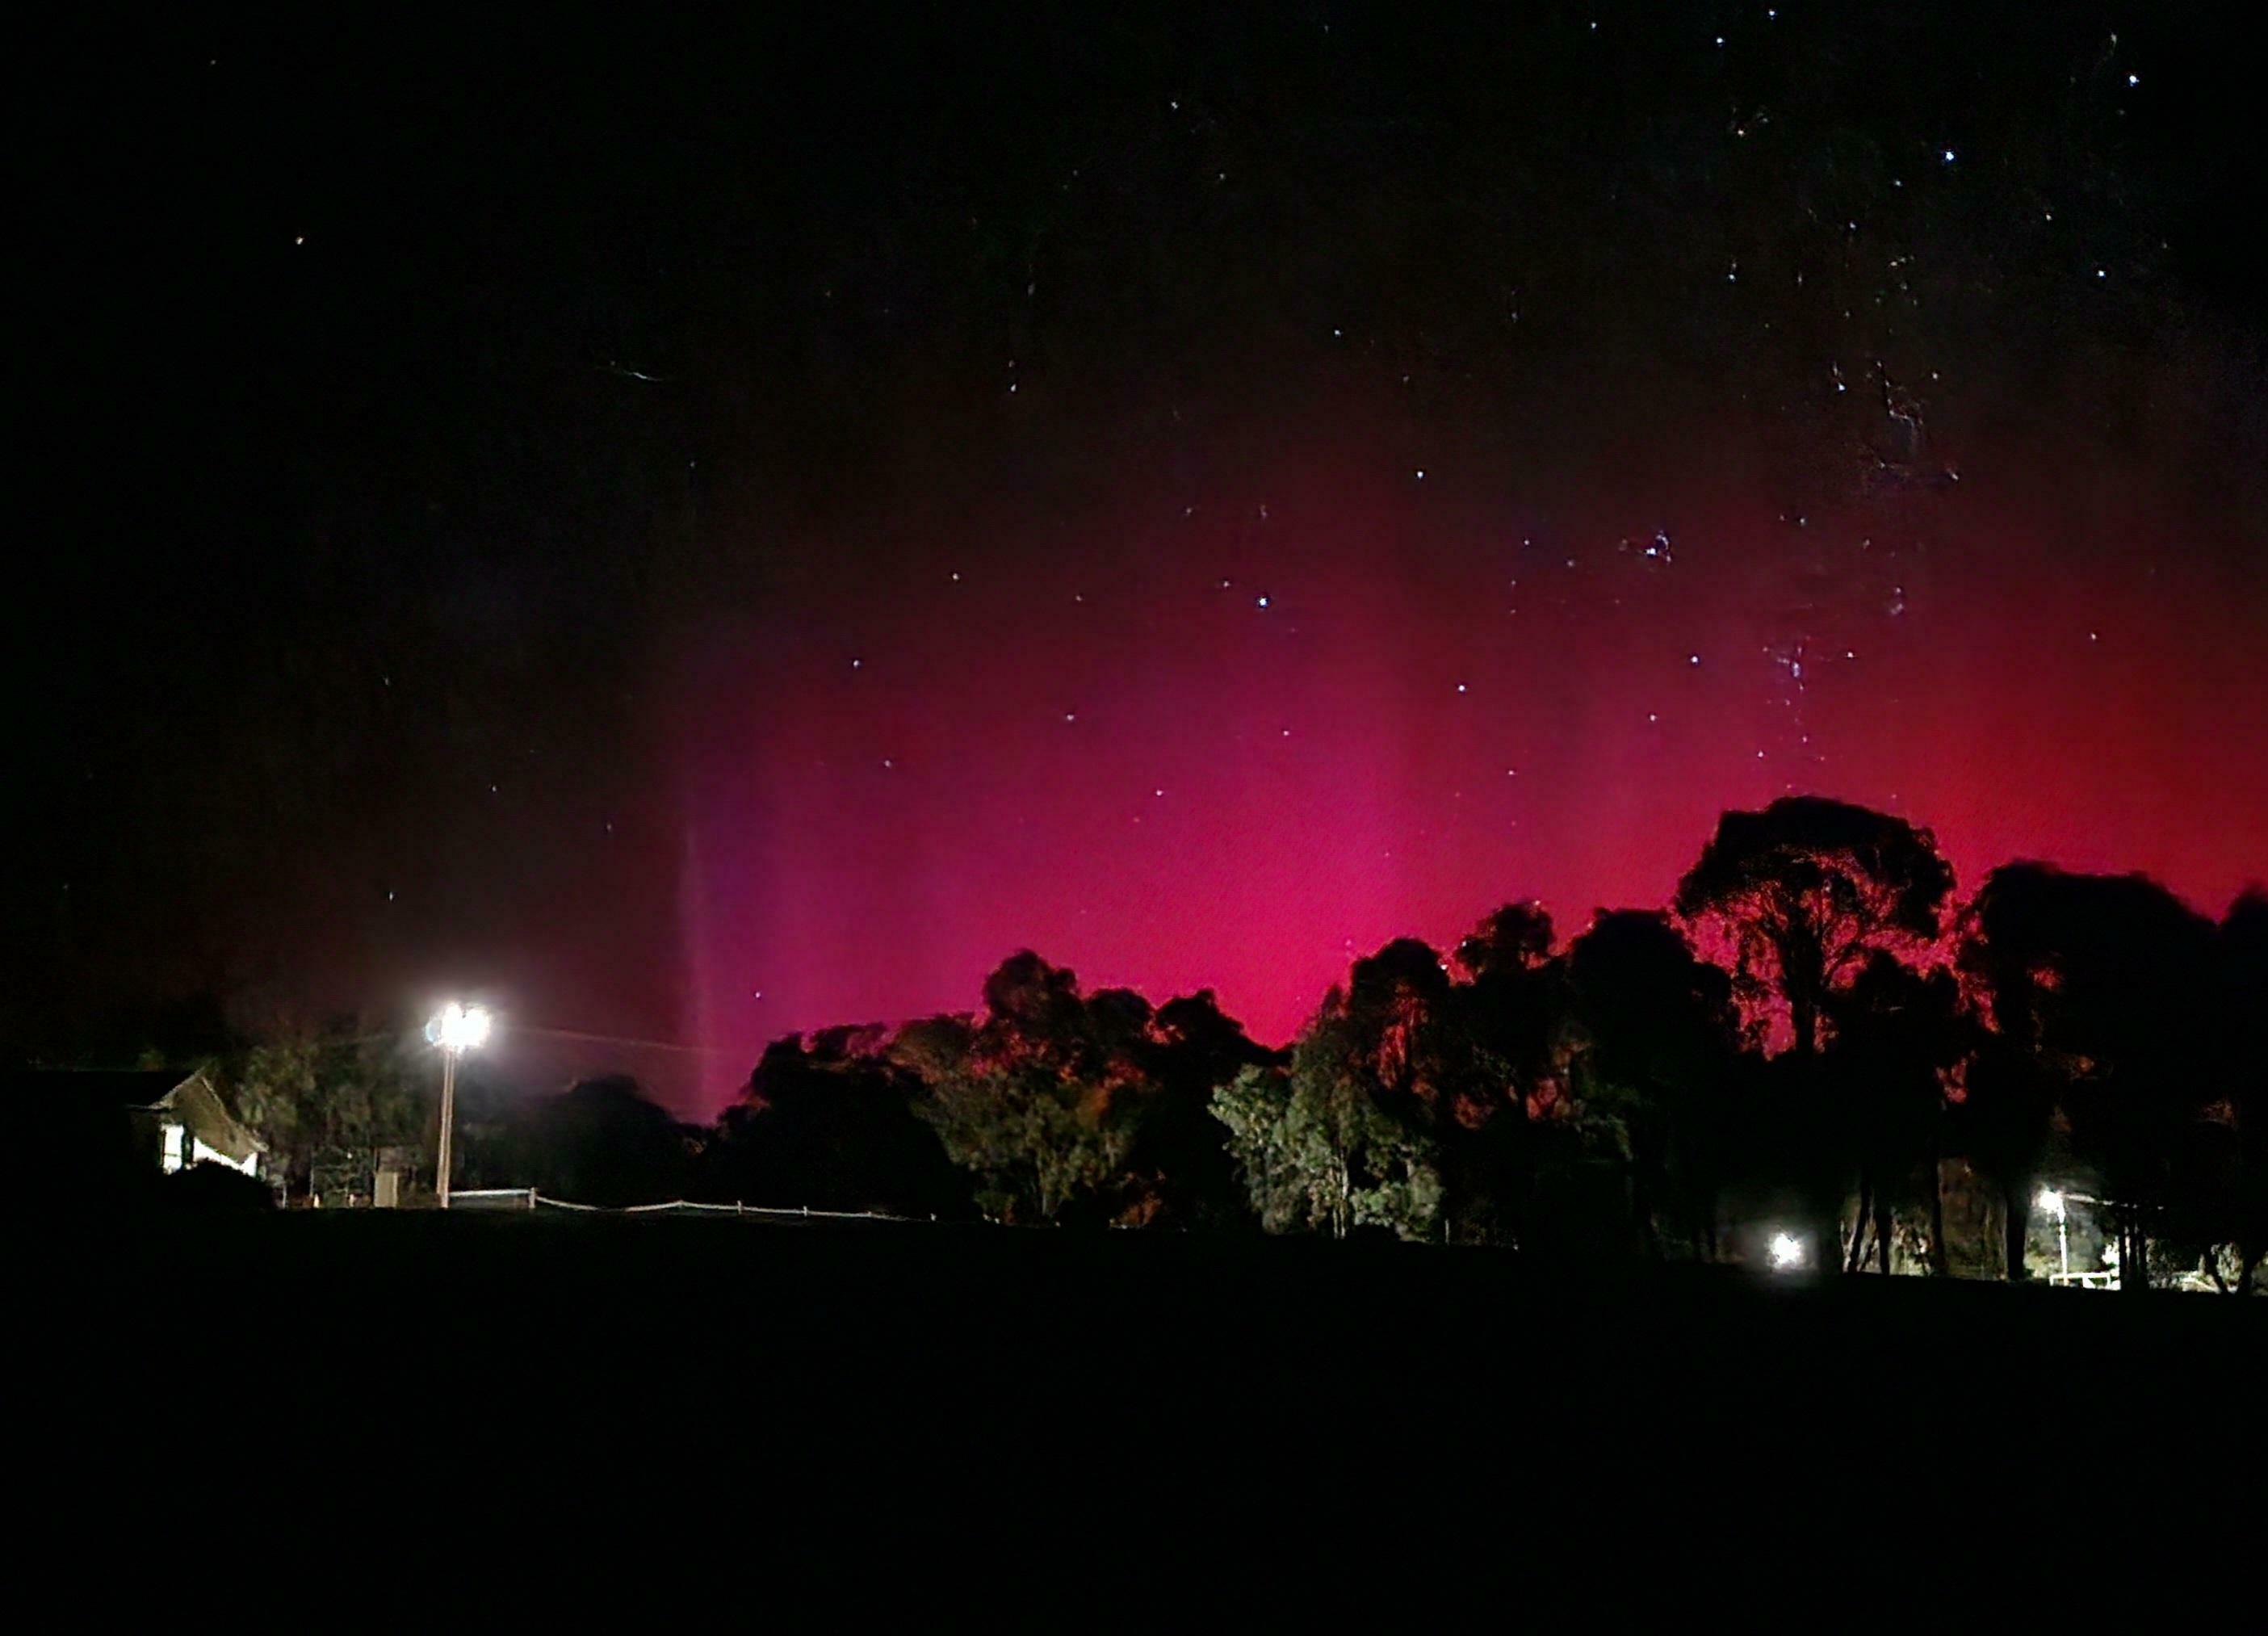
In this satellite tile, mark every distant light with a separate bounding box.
[2036,1188,2066,1219]
[1256,594,1270,608]
[2127,73,2139,86]
[1769,1232,1804,1270]
[1943,149,1956,163]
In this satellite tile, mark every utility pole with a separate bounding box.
[437,1045,457,1210]
[426,1002,492,1210]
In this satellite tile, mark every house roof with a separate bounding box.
[156,1072,266,1164]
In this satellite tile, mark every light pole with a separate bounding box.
[2036,1188,2069,1279]
[426,1002,492,1209]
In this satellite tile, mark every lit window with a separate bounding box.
[160,1123,184,1173]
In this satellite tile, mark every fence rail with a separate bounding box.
[445,1188,912,1223]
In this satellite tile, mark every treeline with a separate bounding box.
[227,797,2263,1290]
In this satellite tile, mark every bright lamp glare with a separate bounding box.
[430,1001,492,1053]
[2035,1188,2065,1217]
[1768,1232,1804,1270]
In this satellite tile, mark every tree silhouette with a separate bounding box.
[1960,877,2073,1281]
[519,1076,697,1206]
[1961,863,2220,1293]
[897,952,1147,1223]
[1565,908,1742,1259]
[1448,904,1568,1247]
[2209,890,2268,1291]
[713,1026,971,1217]
[1675,796,1955,1263]
[1342,938,1480,1240]
[1212,1013,1441,1240]
[1946,1032,2054,1282]
[1675,797,1955,1058]
[1121,990,1278,1227]
[1209,939,1474,1240]
[1822,953,1966,1272]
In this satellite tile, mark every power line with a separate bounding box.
[513,1026,737,1058]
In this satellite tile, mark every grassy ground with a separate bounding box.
[23,1214,2264,1599]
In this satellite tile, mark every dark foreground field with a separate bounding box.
[22,1215,2266,1601]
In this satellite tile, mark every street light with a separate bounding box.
[426,1002,492,1209]
[1769,1231,1805,1271]
[2036,1187,2070,1279]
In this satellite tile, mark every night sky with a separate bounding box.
[19,5,2266,1110]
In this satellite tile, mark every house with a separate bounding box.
[10,1068,266,1202]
